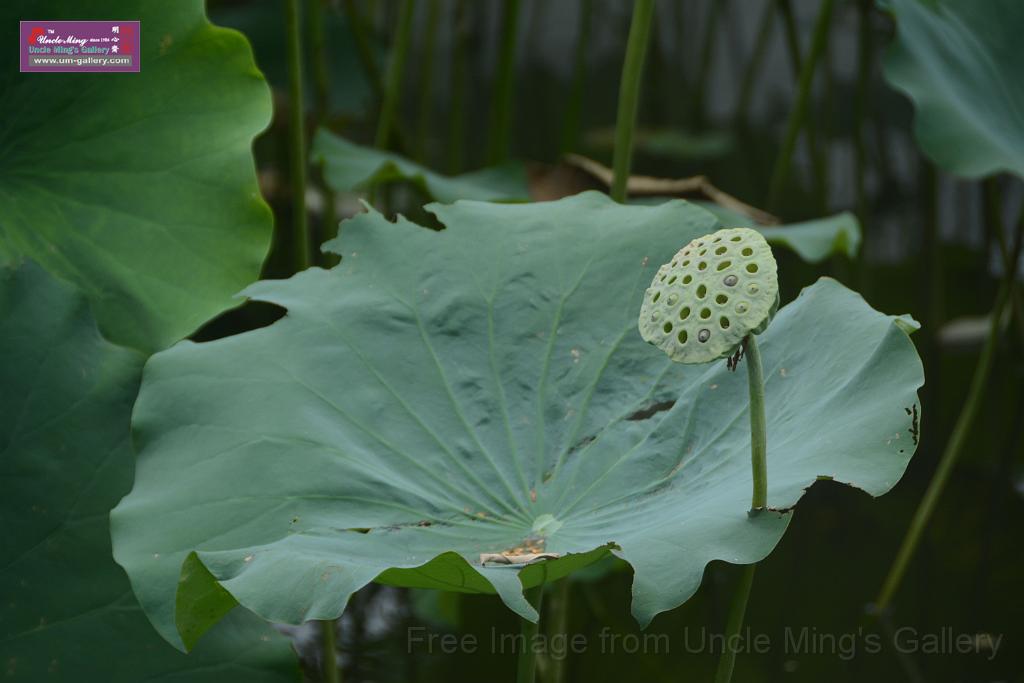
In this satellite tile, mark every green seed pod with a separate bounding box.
[638,227,779,364]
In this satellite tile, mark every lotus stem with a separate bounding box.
[285,0,310,271]
[542,580,571,683]
[374,0,415,150]
[321,618,341,683]
[561,0,592,154]
[448,0,469,174]
[610,0,655,203]
[734,0,775,127]
[713,563,757,683]
[414,0,442,163]
[875,204,1023,613]
[487,0,521,164]
[767,0,835,210]
[746,334,768,510]
[342,0,383,100]
[517,584,546,683]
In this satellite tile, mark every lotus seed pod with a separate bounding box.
[638,227,779,364]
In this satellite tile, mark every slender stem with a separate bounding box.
[487,0,521,164]
[414,0,442,163]
[874,214,1023,614]
[321,618,341,683]
[854,0,873,292]
[610,0,656,203]
[691,0,725,127]
[713,564,757,683]
[342,0,383,100]
[777,0,824,184]
[285,0,310,271]
[542,580,571,683]
[448,0,469,174]
[374,0,415,150]
[745,335,768,510]
[984,179,1024,349]
[768,0,834,210]
[517,584,546,683]
[561,0,593,154]
[308,0,330,120]
[734,0,775,127]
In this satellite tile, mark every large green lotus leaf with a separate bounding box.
[112,192,922,650]
[0,263,299,681]
[0,1,272,352]
[313,130,530,203]
[883,0,1024,179]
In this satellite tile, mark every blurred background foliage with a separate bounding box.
[202,1,1023,680]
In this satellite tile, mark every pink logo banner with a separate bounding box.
[20,20,140,73]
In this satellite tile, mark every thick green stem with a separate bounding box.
[285,0,310,271]
[691,0,725,127]
[734,1,775,127]
[308,0,330,120]
[487,0,521,164]
[610,0,655,203]
[745,335,768,510]
[374,0,415,150]
[713,564,757,683]
[767,0,835,210]
[542,580,570,683]
[448,0,469,173]
[321,619,341,683]
[561,0,593,154]
[414,0,442,163]
[874,216,1022,613]
[343,0,383,100]
[517,585,546,683]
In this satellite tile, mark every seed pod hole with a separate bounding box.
[715,294,728,305]
[666,293,678,306]
[719,316,730,330]
[679,306,691,320]
[663,322,673,333]
[723,274,738,287]
[682,274,693,284]
[716,260,732,271]
[742,247,753,256]
[746,263,759,273]
[696,284,707,298]
[736,302,749,314]
[731,236,742,242]
[698,329,711,342]
[747,283,759,294]
[700,307,711,319]
[715,246,727,255]
[668,275,677,284]
[698,261,707,271]
[677,330,688,344]
[652,292,661,303]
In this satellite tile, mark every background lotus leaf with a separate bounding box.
[0,0,273,352]
[0,262,299,682]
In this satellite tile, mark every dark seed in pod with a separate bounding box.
[698,329,710,342]
[723,275,738,286]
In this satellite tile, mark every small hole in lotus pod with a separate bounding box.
[724,275,738,286]
[698,329,711,342]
